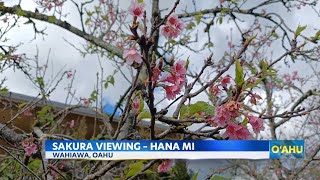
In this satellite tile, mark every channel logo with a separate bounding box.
[269,140,304,159]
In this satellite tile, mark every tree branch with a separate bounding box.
[0,123,25,144]
[0,5,122,58]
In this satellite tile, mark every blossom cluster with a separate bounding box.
[209,75,231,96]
[162,15,184,39]
[36,0,64,11]
[161,61,187,100]
[207,100,264,140]
[21,137,38,156]
[158,159,174,173]
[129,0,145,18]
[123,47,143,65]
[132,96,141,113]
[124,1,186,101]
[207,101,241,127]
[283,70,300,85]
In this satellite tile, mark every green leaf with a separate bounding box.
[180,101,215,118]
[235,59,244,87]
[90,90,98,101]
[206,42,214,48]
[0,87,8,94]
[218,16,223,24]
[246,63,257,74]
[27,159,41,171]
[104,75,115,89]
[244,34,257,46]
[109,76,115,85]
[295,25,307,37]
[16,9,26,16]
[185,56,190,69]
[138,95,144,113]
[230,0,239,5]
[126,161,144,178]
[37,105,54,124]
[186,22,196,30]
[137,0,144,3]
[86,10,93,17]
[85,18,90,25]
[36,77,44,86]
[48,16,56,23]
[137,110,151,121]
[271,32,279,38]
[261,60,268,75]
[311,30,320,42]
[18,102,28,109]
[242,117,249,126]
[194,14,201,24]
[244,78,263,89]
[191,172,199,180]
[180,105,189,119]
[145,169,154,174]
[104,82,108,89]
[210,175,231,180]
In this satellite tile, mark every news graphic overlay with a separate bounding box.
[270,140,304,159]
[45,140,304,160]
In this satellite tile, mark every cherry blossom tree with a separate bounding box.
[0,0,319,179]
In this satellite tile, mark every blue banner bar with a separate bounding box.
[45,140,304,159]
[45,140,270,152]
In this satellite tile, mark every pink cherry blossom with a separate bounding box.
[283,73,291,83]
[173,60,187,77]
[292,71,299,80]
[224,100,241,118]
[211,105,231,127]
[221,75,231,87]
[158,159,174,173]
[123,47,143,65]
[37,0,64,11]
[132,97,140,112]
[82,98,91,105]
[129,0,145,17]
[64,120,75,128]
[162,25,180,39]
[223,123,252,140]
[161,14,184,39]
[168,15,184,31]
[250,93,262,105]
[168,15,179,26]
[22,139,38,156]
[164,85,182,100]
[209,85,220,96]
[163,73,185,85]
[247,115,265,134]
[24,143,38,156]
[2,16,8,23]
[162,61,187,100]
[152,66,161,82]
[66,70,73,79]
[23,108,33,117]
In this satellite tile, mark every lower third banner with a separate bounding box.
[45,140,304,160]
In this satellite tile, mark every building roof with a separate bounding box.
[0,92,169,130]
